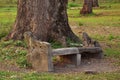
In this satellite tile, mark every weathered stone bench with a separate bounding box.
[52,47,81,66]
[52,47,103,67]
[24,32,103,72]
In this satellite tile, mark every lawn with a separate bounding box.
[0,71,120,80]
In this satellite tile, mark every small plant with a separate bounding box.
[66,38,82,47]
[14,40,27,47]
[0,32,7,40]
[16,57,32,68]
[108,34,114,40]
[16,50,32,68]
[105,48,120,59]
[79,22,83,26]
[51,42,63,49]
[0,40,13,48]
[1,48,14,60]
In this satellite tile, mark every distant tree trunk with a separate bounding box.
[6,0,80,45]
[80,0,93,14]
[72,0,75,2]
[92,0,99,7]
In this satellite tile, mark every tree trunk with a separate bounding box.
[92,0,99,7]
[6,0,80,44]
[80,0,93,14]
[72,0,75,2]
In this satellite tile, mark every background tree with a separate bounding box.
[6,0,80,45]
[92,0,99,7]
[80,0,93,14]
[72,0,76,2]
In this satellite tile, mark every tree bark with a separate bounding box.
[80,0,93,14]
[6,0,80,44]
[72,0,75,2]
[92,0,99,7]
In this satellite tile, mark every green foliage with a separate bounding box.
[68,2,80,8]
[14,40,27,47]
[0,40,29,68]
[108,34,114,40]
[79,22,83,26]
[0,40,13,47]
[104,48,120,58]
[0,32,7,40]
[16,50,31,68]
[0,40,27,48]
[0,26,12,40]
[51,41,63,49]
[107,34,120,41]
[16,57,31,68]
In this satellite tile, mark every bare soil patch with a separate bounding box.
[71,26,120,36]
[0,57,119,73]
[54,58,120,73]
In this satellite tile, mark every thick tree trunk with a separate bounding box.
[92,0,99,7]
[6,0,80,44]
[80,0,93,14]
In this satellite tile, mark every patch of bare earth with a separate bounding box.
[0,57,119,73]
[0,62,31,72]
[54,58,120,73]
[71,26,120,37]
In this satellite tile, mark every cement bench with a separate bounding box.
[52,47,81,66]
[24,32,103,72]
[52,47,103,67]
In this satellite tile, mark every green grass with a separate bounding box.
[0,71,120,80]
[69,16,120,27]
[0,7,16,39]
[105,48,120,58]
[0,40,28,67]
[68,2,81,9]
[68,3,120,27]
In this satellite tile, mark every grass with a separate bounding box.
[0,40,28,67]
[69,16,120,27]
[68,2,81,9]
[0,7,16,39]
[0,71,120,80]
[67,3,120,27]
[0,1,120,80]
[105,48,120,58]
[68,4,120,27]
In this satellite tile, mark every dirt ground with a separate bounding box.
[71,26,120,38]
[54,58,120,73]
[0,57,119,73]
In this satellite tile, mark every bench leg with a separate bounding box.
[97,52,104,59]
[59,54,81,66]
[71,54,81,66]
[76,54,81,66]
